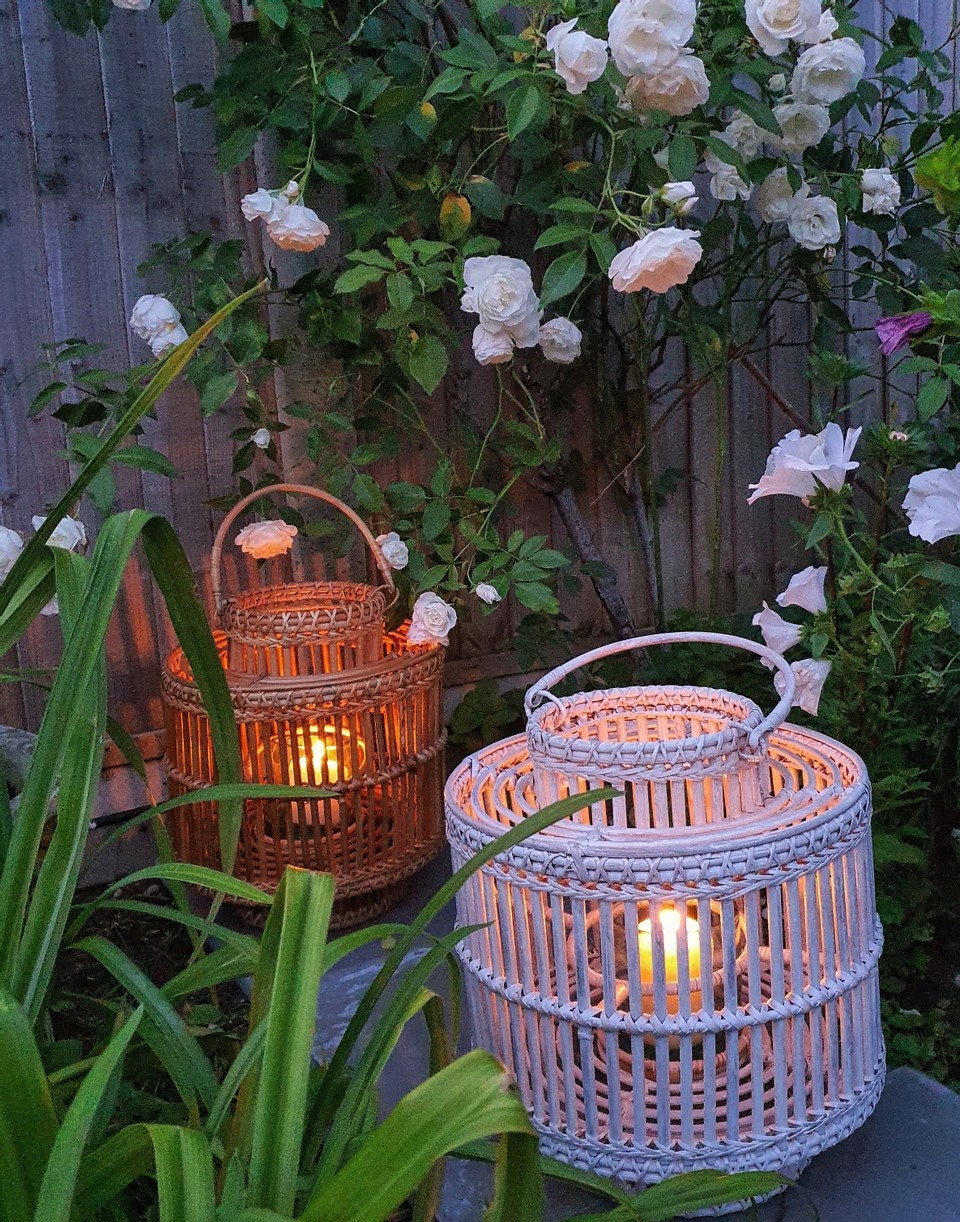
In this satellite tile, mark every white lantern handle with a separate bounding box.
[524,631,796,749]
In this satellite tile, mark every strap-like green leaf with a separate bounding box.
[74,1124,155,1218]
[146,1124,217,1222]
[0,989,58,1221]
[141,517,247,873]
[305,788,614,1164]
[72,936,219,1114]
[0,513,150,989]
[13,551,106,1023]
[96,864,273,906]
[34,1008,142,1222]
[301,1051,534,1222]
[203,1022,267,1142]
[162,941,259,1001]
[482,1130,545,1222]
[242,869,335,1214]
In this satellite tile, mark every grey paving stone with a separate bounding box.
[315,852,960,1222]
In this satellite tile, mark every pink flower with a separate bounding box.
[747,423,861,503]
[903,465,960,543]
[775,658,832,716]
[776,565,828,614]
[235,520,298,559]
[875,311,932,356]
[752,602,802,654]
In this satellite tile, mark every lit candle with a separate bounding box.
[286,724,365,827]
[638,907,702,1015]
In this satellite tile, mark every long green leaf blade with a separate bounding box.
[72,935,219,1113]
[74,1124,155,1218]
[301,1051,534,1222]
[34,1008,142,1222]
[13,551,107,1022]
[147,1124,217,1222]
[244,869,335,1214]
[306,788,614,1162]
[0,989,58,1221]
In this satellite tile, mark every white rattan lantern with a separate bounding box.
[445,633,884,1205]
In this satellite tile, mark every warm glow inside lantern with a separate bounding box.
[162,484,447,928]
[445,632,884,1205]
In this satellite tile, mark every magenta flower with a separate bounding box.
[875,311,932,356]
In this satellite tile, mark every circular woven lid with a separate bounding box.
[220,580,387,648]
[526,684,765,780]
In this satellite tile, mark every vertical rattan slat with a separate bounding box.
[445,632,884,1212]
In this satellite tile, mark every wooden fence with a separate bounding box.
[1,0,957,762]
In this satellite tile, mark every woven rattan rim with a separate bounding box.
[444,724,869,868]
[525,632,796,757]
[210,483,397,617]
[162,626,444,716]
[220,580,389,647]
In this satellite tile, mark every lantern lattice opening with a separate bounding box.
[445,633,884,1209]
[163,486,446,928]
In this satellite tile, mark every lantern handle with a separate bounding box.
[524,631,796,749]
[210,483,397,615]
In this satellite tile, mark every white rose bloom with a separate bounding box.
[235,520,298,560]
[375,531,410,570]
[775,658,831,715]
[787,186,841,250]
[538,317,582,364]
[112,0,151,9]
[776,565,828,614]
[472,325,515,366]
[608,227,703,294]
[129,294,181,341]
[252,427,271,449]
[407,591,458,647]
[747,422,861,502]
[752,602,803,654]
[546,19,609,95]
[660,181,698,215]
[0,525,24,580]
[149,324,189,357]
[265,203,331,252]
[623,54,709,117]
[773,101,830,155]
[474,582,502,605]
[704,152,752,202]
[903,465,960,543]
[721,111,766,161]
[461,256,541,348]
[813,8,839,40]
[769,72,787,93]
[791,37,865,105]
[607,0,696,78]
[33,514,87,552]
[240,189,278,222]
[756,167,796,222]
[745,0,821,56]
[861,168,901,216]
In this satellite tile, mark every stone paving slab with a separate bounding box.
[316,852,960,1222]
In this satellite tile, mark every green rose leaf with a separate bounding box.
[409,334,449,395]
[539,251,587,308]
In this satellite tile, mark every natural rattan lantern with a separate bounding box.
[445,632,884,1203]
[163,486,447,927]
